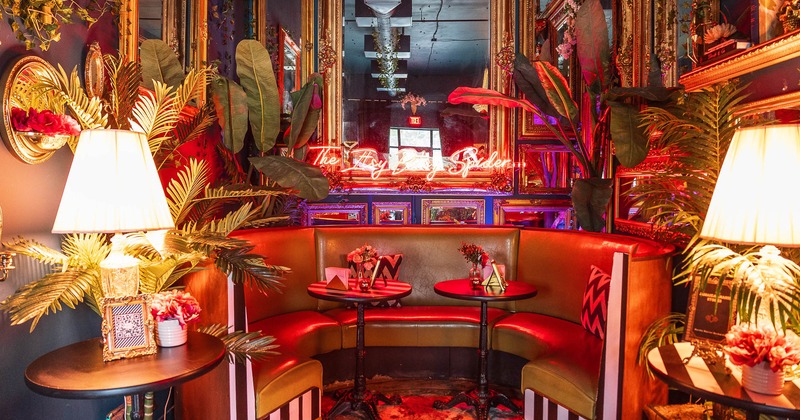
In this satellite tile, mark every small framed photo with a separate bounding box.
[100,294,157,362]
[684,277,737,344]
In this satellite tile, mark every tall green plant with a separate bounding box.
[211,39,329,202]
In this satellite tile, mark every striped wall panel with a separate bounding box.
[264,387,321,420]
[524,389,588,420]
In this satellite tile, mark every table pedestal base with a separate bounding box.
[433,388,519,420]
[327,388,401,420]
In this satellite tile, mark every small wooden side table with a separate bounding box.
[25,331,225,420]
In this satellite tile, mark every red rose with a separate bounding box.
[10,107,30,131]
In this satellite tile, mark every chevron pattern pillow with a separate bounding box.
[580,265,611,340]
[346,254,404,308]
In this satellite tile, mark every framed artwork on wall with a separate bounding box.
[493,199,575,229]
[305,203,368,226]
[518,143,575,194]
[372,202,412,225]
[100,295,157,362]
[684,277,736,344]
[421,199,485,225]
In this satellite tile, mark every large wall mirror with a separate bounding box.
[316,0,514,193]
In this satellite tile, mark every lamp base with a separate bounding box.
[100,234,139,297]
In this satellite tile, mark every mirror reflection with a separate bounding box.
[306,203,368,225]
[422,199,485,224]
[342,0,490,173]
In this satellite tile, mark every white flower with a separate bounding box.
[704,23,737,44]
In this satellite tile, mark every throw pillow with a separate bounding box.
[580,265,611,340]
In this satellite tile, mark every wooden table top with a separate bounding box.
[647,341,800,418]
[307,279,412,304]
[25,331,225,400]
[434,279,538,303]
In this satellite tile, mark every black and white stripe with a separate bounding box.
[263,387,321,420]
[524,389,588,420]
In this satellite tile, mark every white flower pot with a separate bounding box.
[741,362,784,395]
[156,319,187,347]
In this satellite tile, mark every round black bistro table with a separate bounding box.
[433,279,538,420]
[647,341,800,420]
[25,331,225,420]
[307,279,413,420]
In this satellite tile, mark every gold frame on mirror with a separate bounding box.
[372,202,412,225]
[100,294,157,362]
[305,202,368,226]
[493,198,575,229]
[316,0,514,192]
[421,199,485,225]
[517,143,575,194]
[0,56,68,164]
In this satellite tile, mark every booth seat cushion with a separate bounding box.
[325,306,510,348]
[493,313,602,419]
[251,355,323,419]
[249,311,342,358]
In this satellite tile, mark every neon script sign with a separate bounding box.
[311,146,513,180]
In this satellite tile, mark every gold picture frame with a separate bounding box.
[493,198,575,229]
[518,144,575,194]
[305,203,368,226]
[372,202,412,225]
[421,199,485,225]
[100,294,157,362]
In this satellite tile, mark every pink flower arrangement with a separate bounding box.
[459,242,490,267]
[10,107,81,136]
[347,244,379,270]
[724,324,800,372]
[150,290,201,328]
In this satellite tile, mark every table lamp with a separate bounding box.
[52,129,174,297]
[699,124,800,325]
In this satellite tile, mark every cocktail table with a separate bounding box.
[25,331,225,420]
[433,279,538,420]
[307,279,412,420]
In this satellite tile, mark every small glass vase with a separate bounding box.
[156,319,188,347]
[469,263,483,289]
[356,261,365,280]
[741,361,784,395]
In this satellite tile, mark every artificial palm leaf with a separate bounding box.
[104,55,141,130]
[2,238,67,267]
[60,233,110,269]
[130,82,180,152]
[201,203,257,236]
[638,313,686,376]
[0,269,97,332]
[166,158,210,225]
[197,324,280,364]
[215,245,288,295]
[35,64,107,130]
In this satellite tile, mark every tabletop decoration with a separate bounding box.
[347,244,379,289]
[150,290,201,347]
[724,324,800,395]
[10,106,80,150]
[459,242,489,289]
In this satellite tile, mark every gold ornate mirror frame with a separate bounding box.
[315,0,514,193]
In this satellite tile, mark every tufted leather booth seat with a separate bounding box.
[179,226,674,420]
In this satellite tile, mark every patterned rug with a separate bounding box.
[322,377,524,419]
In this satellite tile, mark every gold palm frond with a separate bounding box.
[174,68,212,109]
[215,245,288,295]
[166,158,210,225]
[201,203,257,236]
[139,256,204,294]
[60,233,110,270]
[130,82,180,153]
[34,64,107,130]
[2,238,67,267]
[0,269,98,332]
[196,324,280,364]
[104,55,142,129]
[638,313,686,376]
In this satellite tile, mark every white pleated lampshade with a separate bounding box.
[52,129,175,234]
[700,124,800,246]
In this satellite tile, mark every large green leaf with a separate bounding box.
[608,101,648,168]
[288,73,324,150]
[575,0,612,93]
[249,156,330,201]
[533,61,579,123]
[448,87,537,114]
[571,177,613,232]
[140,39,186,91]
[236,39,280,151]
[211,77,249,153]
[512,53,559,118]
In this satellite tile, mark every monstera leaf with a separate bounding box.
[211,77,249,153]
[140,39,186,91]
[236,39,280,152]
[249,156,330,201]
[572,178,613,232]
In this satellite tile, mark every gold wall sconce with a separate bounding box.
[0,55,71,164]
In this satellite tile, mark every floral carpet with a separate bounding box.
[322,377,524,419]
